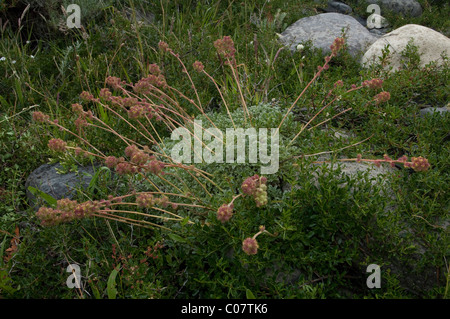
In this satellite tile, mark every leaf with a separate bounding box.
[88,279,101,299]
[87,166,111,194]
[107,264,120,299]
[168,233,187,243]
[246,288,256,299]
[0,95,11,108]
[0,269,17,295]
[181,217,190,227]
[27,186,57,207]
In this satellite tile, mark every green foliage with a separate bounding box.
[0,0,448,300]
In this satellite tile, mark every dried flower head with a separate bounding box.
[48,138,67,152]
[148,63,161,75]
[241,175,268,207]
[242,237,259,255]
[80,91,97,102]
[217,203,234,223]
[105,156,120,169]
[136,193,154,208]
[32,111,49,123]
[71,103,83,114]
[330,37,345,55]
[193,61,204,73]
[410,156,430,172]
[106,76,125,90]
[99,88,112,99]
[158,41,170,52]
[362,78,383,90]
[214,36,236,65]
[374,91,390,104]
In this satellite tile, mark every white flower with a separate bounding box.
[0,57,6,61]
[30,55,35,59]
[296,44,304,52]
[26,40,31,44]
[11,60,16,64]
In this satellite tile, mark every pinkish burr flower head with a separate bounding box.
[158,41,170,52]
[148,63,161,75]
[32,111,49,123]
[362,78,383,90]
[217,203,234,223]
[48,138,67,152]
[193,61,204,72]
[242,237,259,255]
[411,156,430,172]
[330,37,345,55]
[374,91,391,105]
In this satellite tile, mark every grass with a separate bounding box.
[0,0,448,299]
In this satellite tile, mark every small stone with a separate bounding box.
[362,0,422,17]
[326,1,353,14]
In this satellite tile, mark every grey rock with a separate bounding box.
[279,13,378,57]
[361,24,450,72]
[419,106,450,117]
[310,160,396,192]
[368,28,389,36]
[326,1,353,14]
[25,163,98,210]
[353,15,368,27]
[362,0,422,17]
[282,155,396,195]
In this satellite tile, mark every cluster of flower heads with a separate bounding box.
[330,37,345,56]
[104,145,165,176]
[106,76,126,90]
[80,84,162,121]
[213,36,236,66]
[80,91,99,103]
[215,175,268,224]
[241,174,268,207]
[136,193,176,209]
[362,78,384,90]
[48,138,67,152]
[132,63,167,94]
[70,102,95,130]
[373,91,391,105]
[36,198,102,226]
[158,40,170,52]
[133,75,167,95]
[356,154,430,172]
[32,111,49,123]
[242,226,273,256]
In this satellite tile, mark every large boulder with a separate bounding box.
[361,24,450,71]
[361,0,422,17]
[279,13,378,57]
